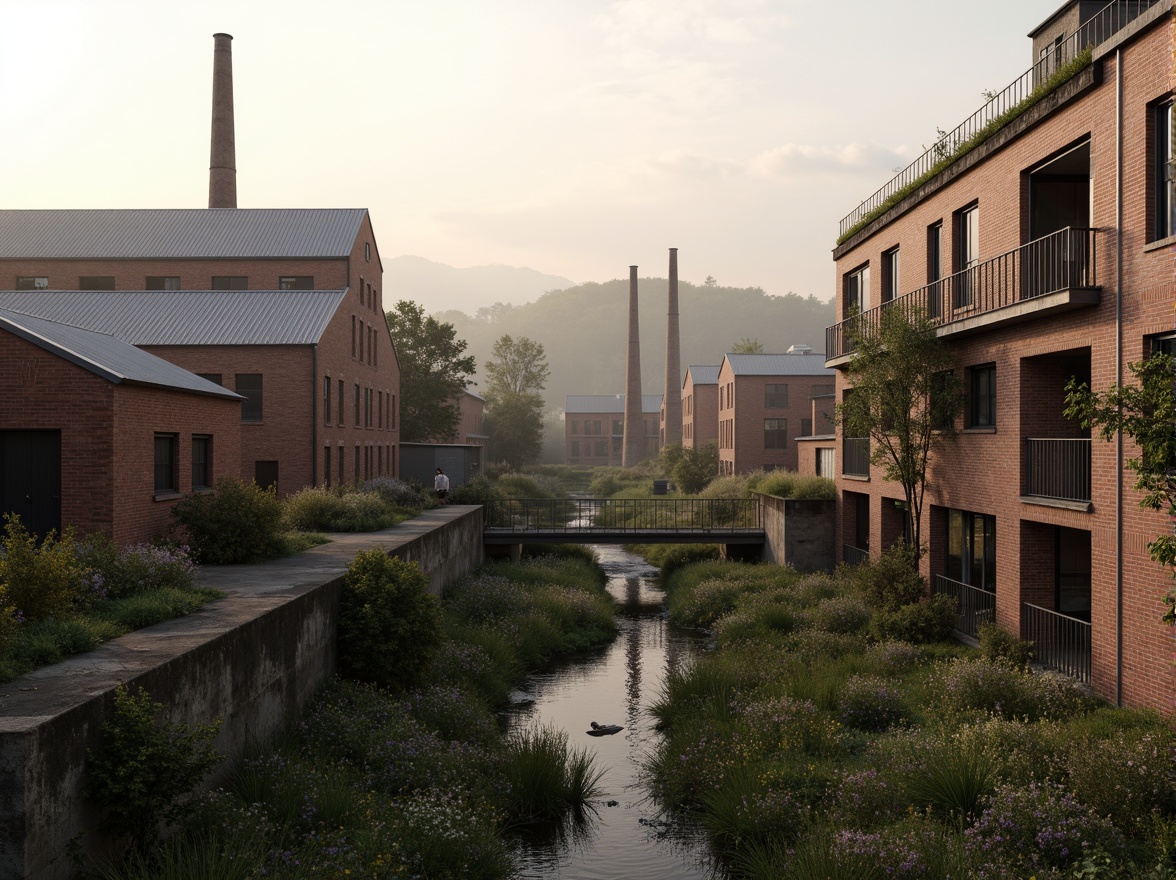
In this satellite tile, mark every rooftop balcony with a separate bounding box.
[837,0,1165,244]
[826,227,1100,366]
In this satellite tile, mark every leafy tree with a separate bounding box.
[1064,352,1176,624]
[836,306,960,563]
[730,338,763,353]
[386,300,477,442]
[484,335,550,469]
[660,442,718,494]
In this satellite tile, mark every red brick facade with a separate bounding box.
[682,367,719,450]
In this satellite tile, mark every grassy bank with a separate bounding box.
[647,555,1176,879]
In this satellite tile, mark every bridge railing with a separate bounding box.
[485,497,762,533]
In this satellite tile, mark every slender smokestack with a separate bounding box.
[208,33,237,209]
[663,248,682,448]
[622,266,643,467]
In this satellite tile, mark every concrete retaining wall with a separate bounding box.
[757,494,835,573]
[0,506,484,880]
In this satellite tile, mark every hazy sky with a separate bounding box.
[1,0,1064,301]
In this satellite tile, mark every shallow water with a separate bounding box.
[507,544,717,879]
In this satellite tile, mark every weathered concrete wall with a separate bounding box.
[0,506,484,880]
[758,493,835,573]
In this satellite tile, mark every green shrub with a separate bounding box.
[97,588,215,631]
[448,475,504,506]
[754,471,837,500]
[852,544,926,611]
[868,594,957,644]
[86,683,221,852]
[1064,728,1176,836]
[864,641,921,675]
[0,585,17,661]
[0,513,87,620]
[171,478,284,564]
[930,658,1095,722]
[338,550,442,689]
[282,486,399,532]
[978,622,1034,668]
[670,576,745,628]
[808,595,872,635]
[359,476,426,507]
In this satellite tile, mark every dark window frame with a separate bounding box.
[191,435,212,490]
[79,276,115,290]
[763,418,787,449]
[236,373,263,423]
[211,276,248,290]
[146,276,181,290]
[881,245,900,304]
[1155,99,1174,241]
[16,276,48,290]
[967,363,996,428]
[279,275,314,290]
[154,433,179,495]
[843,263,870,317]
[764,383,789,408]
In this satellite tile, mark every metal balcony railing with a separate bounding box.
[933,574,996,639]
[1025,438,1092,502]
[1023,602,1092,683]
[842,437,870,477]
[838,0,1163,239]
[827,227,1098,359]
[843,544,869,566]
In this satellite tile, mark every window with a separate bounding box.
[338,379,345,426]
[324,446,332,487]
[932,370,956,431]
[612,419,623,436]
[359,320,365,361]
[811,383,835,397]
[279,276,313,290]
[378,391,382,429]
[146,276,181,290]
[365,242,371,261]
[594,439,607,456]
[764,418,787,449]
[338,446,345,484]
[571,440,580,457]
[354,445,360,482]
[882,246,900,304]
[955,204,979,307]
[236,373,263,423]
[968,363,996,428]
[571,420,579,435]
[816,447,835,477]
[764,384,789,408]
[154,434,178,495]
[255,461,279,492]
[323,376,332,424]
[196,373,222,386]
[351,316,357,357]
[79,276,115,290]
[1156,100,1174,240]
[191,435,212,490]
[844,264,870,316]
[801,418,812,437]
[16,276,48,289]
[946,509,996,590]
[927,221,943,318]
[211,276,247,290]
[390,393,396,429]
[354,383,361,426]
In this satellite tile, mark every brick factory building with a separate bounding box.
[825,0,1175,709]
[565,394,662,466]
[681,364,720,450]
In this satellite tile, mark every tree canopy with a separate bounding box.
[386,301,477,443]
[730,338,763,353]
[484,335,549,469]
[484,334,550,397]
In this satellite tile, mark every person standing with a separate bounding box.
[434,468,450,505]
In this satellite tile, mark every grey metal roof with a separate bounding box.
[0,209,367,259]
[0,309,242,398]
[0,290,346,345]
[685,364,720,385]
[724,353,834,377]
[565,394,662,414]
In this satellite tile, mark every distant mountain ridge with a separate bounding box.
[385,255,574,315]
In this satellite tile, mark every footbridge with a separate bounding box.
[483,497,765,546]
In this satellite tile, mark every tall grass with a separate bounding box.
[502,725,605,821]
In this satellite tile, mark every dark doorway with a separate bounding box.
[1056,526,1092,621]
[0,431,62,538]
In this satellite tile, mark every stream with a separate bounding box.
[506,544,718,879]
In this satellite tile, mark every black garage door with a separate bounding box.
[0,430,62,538]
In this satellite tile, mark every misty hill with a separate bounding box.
[434,278,835,412]
[386,256,574,315]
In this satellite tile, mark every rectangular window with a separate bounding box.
[882,246,900,304]
[571,420,579,435]
[354,445,360,482]
[196,373,222,386]
[946,509,996,590]
[811,383,835,397]
[378,391,382,429]
[338,379,345,426]
[279,276,314,290]
[612,419,623,436]
[146,276,181,290]
[955,204,979,307]
[354,384,361,427]
[255,461,279,492]
[211,276,248,290]
[801,418,812,437]
[324,446,332,487]
[365,242,371,261]
[927,221,943,318]
[323,376,332,424]
[16,276,48,289]
[338,445,345,483]
[844,264,870,316]
[154,433,178,494]
[816,447,835,477]
[594,439,607,456]
[236,373,263,423]
[191,435,211,490]
[764,384,789,408]
[968,363,996,428]
[359,320,365,361]
[79,276,115,290]
[390,394,396,429]
[351,316,356,357]
[1156,101,1174,240]
[764,418,787,449]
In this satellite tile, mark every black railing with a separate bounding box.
[827,228,1098,359]
[1025,438,1091,502]
[843,437,870,477]
[839,0,1162,238]
[485,497,761,533]
[933,574,996,639]
[843,544,869,566]
[1023,602,1092,683]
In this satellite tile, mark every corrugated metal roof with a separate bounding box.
[0,290,346,345]
[0,208,367,259]
[0,309,242,398]
[685,364,721,385]
[724,353,834,377]
[564,394,662,414]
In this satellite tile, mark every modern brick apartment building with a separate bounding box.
[565,394,662,466]
[0,309,242,543]
[681,364,720,450]
[826,0,1174,709]
[0,208,400,503]
[716,351,836,475]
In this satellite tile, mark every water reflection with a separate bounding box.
[508,545,716,880]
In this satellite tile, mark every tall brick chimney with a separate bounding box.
[208,33,237,209]
[622,266,643,467]
[663,248,682,448]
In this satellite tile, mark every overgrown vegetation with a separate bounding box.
[647,549,1176,878]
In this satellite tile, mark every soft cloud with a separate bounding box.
[594,0,790,47]
[748,142,916,179]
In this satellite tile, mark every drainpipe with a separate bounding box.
[312,344,319,486]
[1115,48,1124,707]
